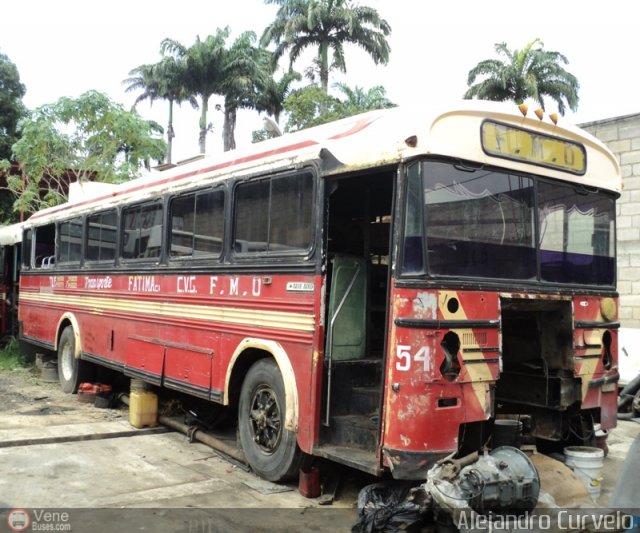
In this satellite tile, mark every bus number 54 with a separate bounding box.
[396,345,431,372]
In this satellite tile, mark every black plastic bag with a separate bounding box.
[352,483,424,533]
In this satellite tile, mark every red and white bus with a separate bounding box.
[17,101,621,481]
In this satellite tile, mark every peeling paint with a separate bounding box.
[400,434,411,446]
[412,292,437,319]
[396,394,430,421]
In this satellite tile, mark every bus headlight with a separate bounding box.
[600,298,616,321]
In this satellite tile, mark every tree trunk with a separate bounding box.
[223,105,237,152]
[166,100,175,164]
[198,96,209,154]
[319,43,329,93]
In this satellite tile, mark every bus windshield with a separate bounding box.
[403,160,616,286]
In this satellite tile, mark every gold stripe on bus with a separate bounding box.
[438,290,493,413]
[578,329,604,400]
[579,357,600,401]
[20,292,316,332]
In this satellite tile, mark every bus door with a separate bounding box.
[317,171,394,473]
[0,241,20,338]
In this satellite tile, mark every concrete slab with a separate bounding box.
[0,431,329,509]
[0,420,167,448]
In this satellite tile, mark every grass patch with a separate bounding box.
[0,337,29,370]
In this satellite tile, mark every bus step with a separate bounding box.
[328,414,378,451]
[313,444,381,476]
[351,386,381,415]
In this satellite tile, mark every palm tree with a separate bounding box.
[162,29,230,154]
[124,57,197,164]
[255,69,301,126]
[261,0,391,93]
[334,82,394,114]
[218,32,271,152]
[464,39,579,115]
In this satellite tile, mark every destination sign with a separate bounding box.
[481,120,586,175]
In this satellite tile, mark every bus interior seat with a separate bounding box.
[326,254,367,361]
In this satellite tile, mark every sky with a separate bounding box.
[2,1,639,163]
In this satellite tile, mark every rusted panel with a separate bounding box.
[383,284,500,455]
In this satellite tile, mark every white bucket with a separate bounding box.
[564,446,605,500]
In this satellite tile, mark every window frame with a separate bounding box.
[168,186,226,263]
[21,229,33,270]
[31,223,57,270]
[119,200,164,263]
[231,170,316,261]
[57,216,84,266]
[84,208,119,266]
[399,156,617,289]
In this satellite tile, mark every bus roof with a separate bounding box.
[0,222,25,245]
[27,100,621,226]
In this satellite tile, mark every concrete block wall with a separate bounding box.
[581,113,640,328]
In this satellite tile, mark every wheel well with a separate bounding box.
[54,313,82,357]
[227,348,272,408]
[56,319,73,350]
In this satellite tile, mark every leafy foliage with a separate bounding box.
[0,51,26,161]
[464,39,579,115]
[283,83,394,132]
[161,30,278,153]
[124,55,198,164]
[0,337,27,370]
[162,29,231,154]
[219,31,272,151]
[261,0,391,91]
[333,83,394,114]
[284,86,344,131]
[2,90,166,217]
[255,69,302,124]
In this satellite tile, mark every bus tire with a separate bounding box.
[238,359,302,482]
[58,326,91,394]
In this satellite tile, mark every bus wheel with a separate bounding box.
[238,359,302,482]
[58,326,91,394]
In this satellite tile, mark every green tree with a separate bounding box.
[256,69,302,124]
[162,30,230,154]
[2,90,166,217]
[334,82,394,114]
[0,51,26,161]
[218,31,270,152]
[252,68,302,142]
[283,86,343,131]
[283,82,394,132]
[124,56,198,164]
[261,0,391,93]
[464,39,579,115]
[0,52,27,222]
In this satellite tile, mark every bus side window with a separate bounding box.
[33,224,56,269]
[86,210,117,263]
[22,229,33,268]
[402,163,425,274]
[58,218,82,265]
[169,189,224,258]
[121,203,163,260]
[233,172,313,255]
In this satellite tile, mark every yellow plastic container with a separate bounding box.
[129,390,158,428]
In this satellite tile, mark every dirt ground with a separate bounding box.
[0,365,126,428]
